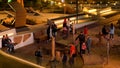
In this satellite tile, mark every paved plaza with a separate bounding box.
[0,12,120,68]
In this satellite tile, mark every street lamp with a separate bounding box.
[76,0,78,24]
[63,3,66,14]
[61,0,66,14]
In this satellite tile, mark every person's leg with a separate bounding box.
[80,42,82,55]
[36,57,40,64]
[110,34,112,39]
[112,34,114,39]
[39,57,42,65]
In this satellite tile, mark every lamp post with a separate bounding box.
[61,0,66,14]
[76,0,79,24]
[17,0,24,7]
[63,3,66,14]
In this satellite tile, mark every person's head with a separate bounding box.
[2,35,6,39]
[6,34,9,38]
[80,31,83,34]
[84,25,87,28]
[69,42,75,47]
[110,23,113,28]
[52,21,55,25]
[68,18,70,21]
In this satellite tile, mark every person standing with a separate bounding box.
[86,35,92,54]
[52,21,57,38]
[62,52,68,68]
[62,18,69,39]
[84,26,88,37]
[47,25,52,41]
[109,23,115,40]
[102,25,108,39]
[35,48,42,65]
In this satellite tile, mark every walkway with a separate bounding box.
[7,23,120,68]
[1,12,120,68]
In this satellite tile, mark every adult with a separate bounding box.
[109,23,115,40]
[52,21,57,37]
[75,31,85,55]
[102,25,108,39]
[2,35,8,47]
[63,18,67,28]
[4,34,14,53]
[47,25,52,41]
[62,52,68,68]
[5,34,12,44]
[69,43,76,68]
[35,48,42,65]
[84,26,88,37]
[7,42,14,53]
[62,18,69,39]
[86,35,92,54]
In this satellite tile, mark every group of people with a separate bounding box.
[62,18,73,39]
[35,22,116,68]
[101,23,115,41]
[61,26,92,68]
[2,34,14,53]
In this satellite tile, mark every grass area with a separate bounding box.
[0,54,35,68]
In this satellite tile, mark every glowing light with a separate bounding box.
[100,7,112,13]
[83,7,97,15]
[63,4,66,6]
[8,0,12,3]
[61,0,64,3]
[0,33,14,38]
[53,15,90,28]
[88,9,97,13]
[58,2,61,5]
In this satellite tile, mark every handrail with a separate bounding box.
[0,50,45,68]
[7,3,16,12]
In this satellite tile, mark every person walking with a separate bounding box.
[68,43,76,68]
[35,48,43,65]
[109,23,115,40]
[75,31,85,55]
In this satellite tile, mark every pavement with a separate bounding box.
[8,23,120,68]
[1,12,120,68]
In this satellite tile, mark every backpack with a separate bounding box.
[82,42,87,50]
[35,51,42,57]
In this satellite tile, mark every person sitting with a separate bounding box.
[2,35,8,47]
[7,41,14,53]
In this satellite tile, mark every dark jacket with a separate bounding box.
[75,34,85,43]
[35,50,42,57]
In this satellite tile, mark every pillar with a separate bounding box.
[17,0,24,7]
